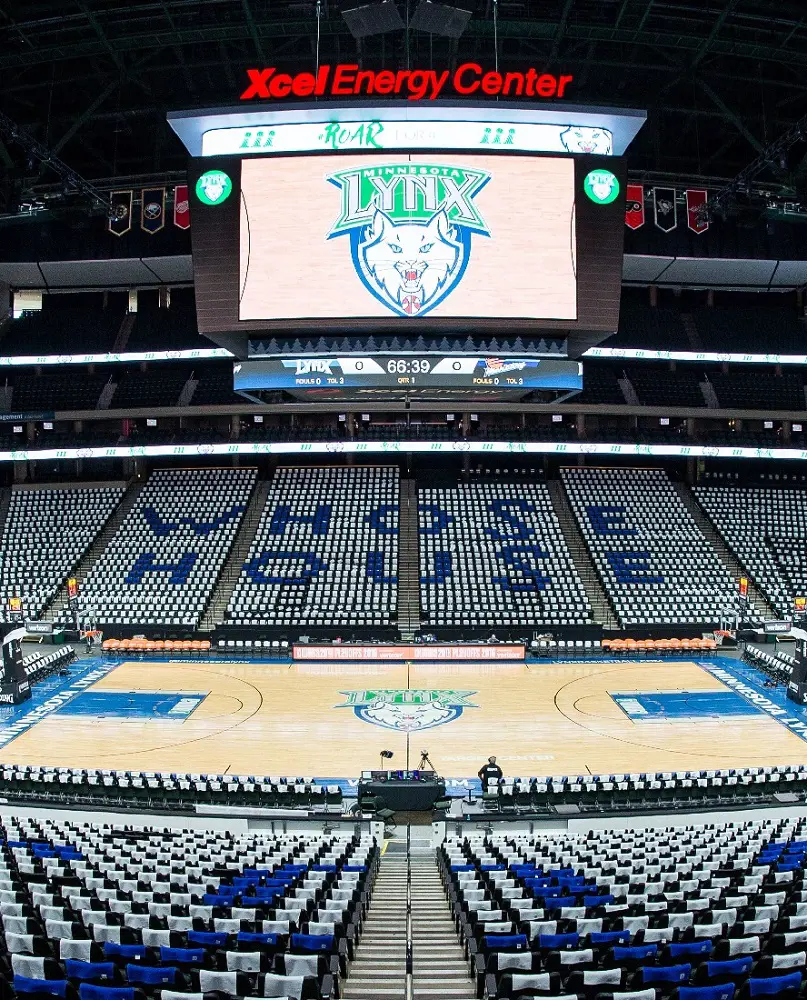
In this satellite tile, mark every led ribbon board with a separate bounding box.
[0,347,804,368]
[4,441,807,463]
[202,119,618,158]
[169,101,646,159]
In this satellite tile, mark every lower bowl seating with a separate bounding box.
[440,816,807,1000]
[0,816,379,1000]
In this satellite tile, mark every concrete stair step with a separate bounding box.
[414,963,468,970]
[343,989,405,999]
[348,968,404,977]
[414,958,468,964]
[414,967,468,975]
[413,962,468,983]
[412,976,473,984]
[353,956,406,962]
[411,990,474,997]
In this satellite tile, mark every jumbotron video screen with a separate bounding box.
[239,154,576,322]
[189,142,627,334]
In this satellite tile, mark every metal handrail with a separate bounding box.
[405,821,414,1000]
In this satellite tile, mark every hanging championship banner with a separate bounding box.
[141,187,166,234]
[653,187,677,232]
[174,184,190,230]
[686,189,709,234]
[625,183,645,230]
[108,190,132,237]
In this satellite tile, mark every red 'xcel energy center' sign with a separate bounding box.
[241,63,574,101]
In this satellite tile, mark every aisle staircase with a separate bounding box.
[397,478,421,641]
[112,313,135,353]
[682,312,703,350]
[618,374,640,404]
[344,838,474,1000]
[41,478,146,621]
[198,479,271,630]
[0,487,11,539]
[548,479,618,628]
[673,481,775,621]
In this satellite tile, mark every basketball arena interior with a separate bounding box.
[5,3,807,1000]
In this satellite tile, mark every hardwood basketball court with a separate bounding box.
[4,656,806,779]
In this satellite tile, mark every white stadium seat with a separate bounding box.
[226,466,398,627]
[694,485,807,617]
[0,485,124,622]
[562,467,734,626]
[419,481,592,626]
[56,468,256,628]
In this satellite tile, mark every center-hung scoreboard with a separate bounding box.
[168,91,645,397]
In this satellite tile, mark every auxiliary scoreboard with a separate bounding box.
[235,355,582,394]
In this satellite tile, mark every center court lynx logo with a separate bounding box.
[336,689,477,731]
[326,163,491,317]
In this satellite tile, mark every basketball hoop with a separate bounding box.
[80,629,103,653]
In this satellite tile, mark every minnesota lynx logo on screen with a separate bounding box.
[326,163,491,317]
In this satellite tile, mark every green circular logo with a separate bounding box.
[583,169,619,205]
[195,170,232,206]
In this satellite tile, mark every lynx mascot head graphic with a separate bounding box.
[326,163,491,317]
[337,689,477,732]
[560,126,613,155]
[360,209,460,316]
